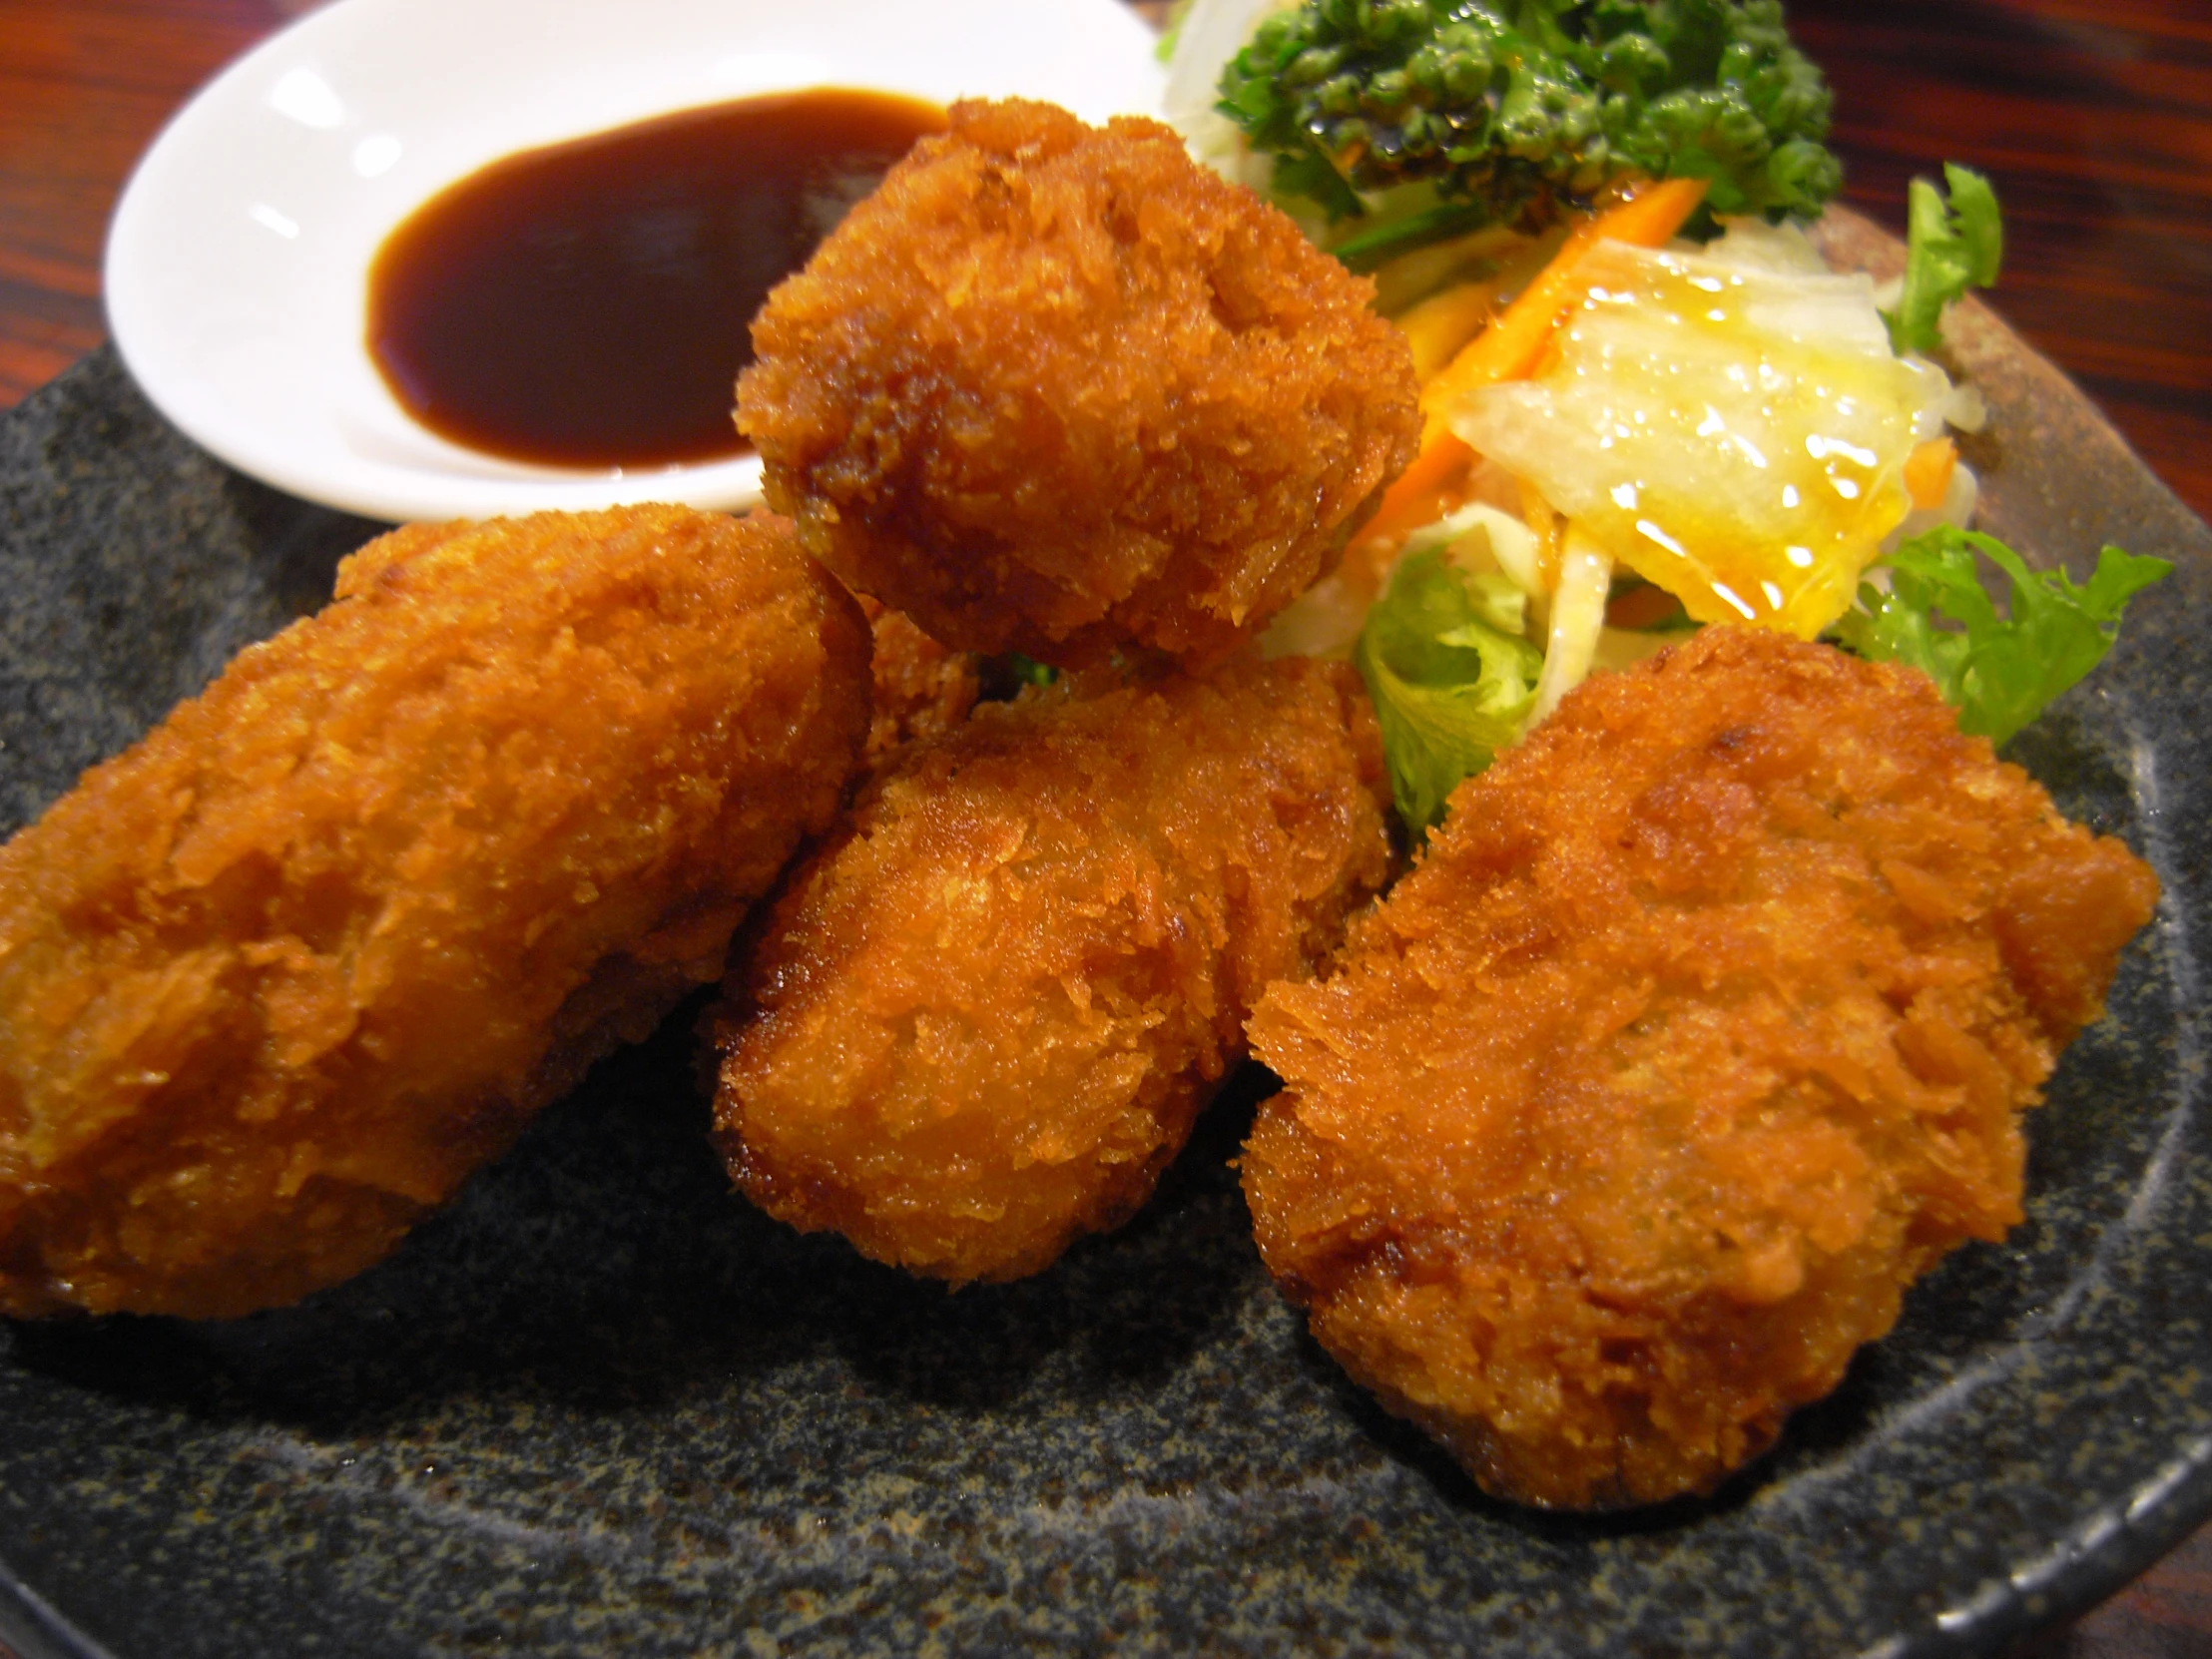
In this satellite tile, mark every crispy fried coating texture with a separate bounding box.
[737,98,1420,667]
[1244,629,2159,1509]
[713,657,1393,1284]
[0,507,870,1319]
[852,591,979,766]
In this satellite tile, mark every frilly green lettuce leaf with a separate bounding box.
[1355,548,1542,834]
[1883,163,2003,355]
[1830,526,2169,747]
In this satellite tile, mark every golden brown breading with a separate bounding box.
[1244,628,2159,1509]
[737,98,1420,668]
[0,507,870,1319]
[713,657,1393,1284]
[852,591,980,766]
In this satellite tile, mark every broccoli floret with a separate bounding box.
[1218,0,1841,267]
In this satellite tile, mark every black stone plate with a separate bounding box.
[2,224,2208,1655]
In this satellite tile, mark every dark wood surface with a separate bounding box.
[0,1,2207,1654]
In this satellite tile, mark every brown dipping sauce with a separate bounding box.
[367,88,945,469]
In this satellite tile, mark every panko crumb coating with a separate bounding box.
[713,657,1393,1285]
[0,507,870,1319]
[1245,628,2160,1509]
[737,98,1420,668]
[852,590,980,766]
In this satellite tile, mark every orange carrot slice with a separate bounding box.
[1357,177,1711,554]
[1904,436,1957,510]
[1349,441,1476,552]
[1419,176,1710,423]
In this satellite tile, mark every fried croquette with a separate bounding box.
[0,507,871,1319]
[713,656,1393,1284]
[852,590,980,766]
[1244,628,2160,1509]
[737,98,1420,668]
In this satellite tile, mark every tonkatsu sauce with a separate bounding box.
[367,88,944,469]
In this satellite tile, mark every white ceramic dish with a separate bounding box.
[104,0,1168,524]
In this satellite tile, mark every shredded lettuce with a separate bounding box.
[1354,549,1542,834]
[1353,519,2164,832]
[1830,526,2169,747]
[1156,0,1196,63]
[1883,164,2003,355]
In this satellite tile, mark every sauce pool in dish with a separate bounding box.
[366,88,945,470]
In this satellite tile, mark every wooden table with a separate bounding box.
[1,1,2207,1654]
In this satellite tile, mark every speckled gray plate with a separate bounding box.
[1,214,2207,1656]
